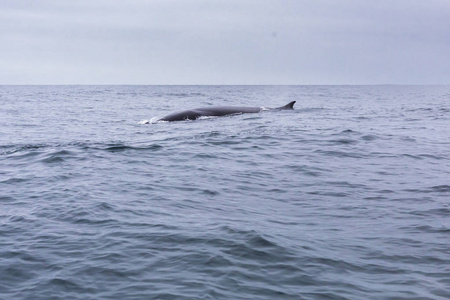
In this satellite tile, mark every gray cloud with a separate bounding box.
[1,0,449,84]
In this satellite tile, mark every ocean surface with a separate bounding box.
[0,85,449,299]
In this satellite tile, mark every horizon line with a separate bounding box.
[1,83,449,86]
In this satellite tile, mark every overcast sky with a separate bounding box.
[1,0,449,84]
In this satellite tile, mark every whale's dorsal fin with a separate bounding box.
[276,101,296,110]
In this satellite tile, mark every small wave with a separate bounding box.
[402,224,450,234]
[341,129,356,133]
[0,144,48,156]
[201,189,219,196]
[44,277,84,292]
[430,185,450,193]
[1,141,165,159]
[138,117,161,124]
[194,131,222,139]
[1,177,30,184]
[400,136,417,142]
[101,143,163,152]
[399,153,444,160]
[361,134,378,141]
[162,92,205,98]
[0,195,15,202]
[314,149,365,158]
[41,150,75,164]
[406,207,450,217]
[297,107,326,113]
[328,138,358,145]
[197,116,216,120]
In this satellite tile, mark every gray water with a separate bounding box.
[1,85,449,299]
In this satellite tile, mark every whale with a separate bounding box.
[159,101,296,122]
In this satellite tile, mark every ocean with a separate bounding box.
[0,85,449,299]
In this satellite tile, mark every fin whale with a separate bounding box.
[159,101,296,122]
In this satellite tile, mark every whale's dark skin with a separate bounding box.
[159,101,296,122]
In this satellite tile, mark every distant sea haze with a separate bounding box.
[1,85,449,299]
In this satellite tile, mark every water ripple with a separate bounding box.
[1,85,449,299]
